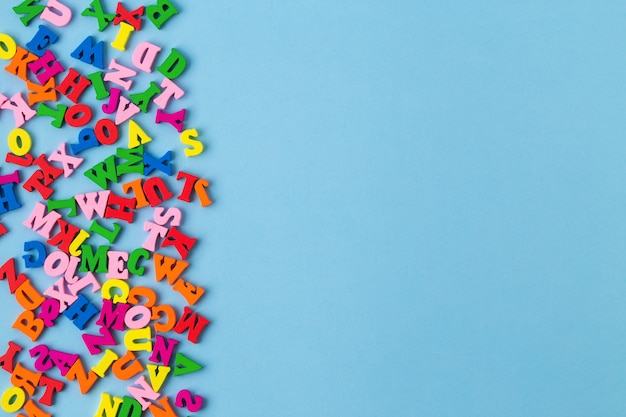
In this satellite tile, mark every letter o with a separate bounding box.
[124,305,152,329]
[43,251,69,277]
[8,128,32,156]
[1,387,26,413]
[0,34,16,60]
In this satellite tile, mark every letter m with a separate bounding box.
[173,307,210,344]
[23,202,61,238]
[96,299,129,331]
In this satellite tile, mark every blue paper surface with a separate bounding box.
[1,1,625,417]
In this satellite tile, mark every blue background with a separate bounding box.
[0,1,625,416]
